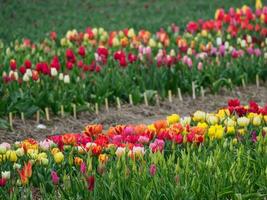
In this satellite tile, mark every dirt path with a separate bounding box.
[0,84,267,143]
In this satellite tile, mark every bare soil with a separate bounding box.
[1,84,267,143]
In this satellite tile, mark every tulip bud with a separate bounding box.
[237,117,250,127]
[63,75,70,84]
[51,68,58,77]
[15,148,24,157]
[1,171,10,180]
[22,74,30,82]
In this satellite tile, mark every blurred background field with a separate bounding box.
[0,0,255,42]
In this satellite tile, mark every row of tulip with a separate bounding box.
[0,5,267,118]
[0,99,266,199]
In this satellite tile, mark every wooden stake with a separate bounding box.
[177,88,183,101]
[144,92,148,106]
[105,98,109,112]
[45,107,50,121]
[72,104,77,119]
[241,78,246,89]
[155,92,160,106]
[21,112,25,124]
[60,105,64,117]
[95,103,99,115]
[201,86,205,99]
[129,94,133,105]
[116,97,121,110]
[36,110,40,123]
[192,81,196,99]
[168,90,172,103]
[9,112,13,130]
[256,74,260,88]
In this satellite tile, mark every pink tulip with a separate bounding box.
[149,164,157,176]
[51,171,59,185]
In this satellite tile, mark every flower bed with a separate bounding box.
[0,5,267,117]
[0,99,266,199]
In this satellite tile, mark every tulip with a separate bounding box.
[237,117,250,127]
[41,158,49,165]
[13,163,21,170]
[197,62,203,71]
[0,178,6,187]
[0,145,7,154]
[54,152,64,164]
[22,74,30,82]
[51,68,58,77]
[193,111,206,122]
[167,114,180,125]
[149,164,157,176]
[51,171,59,185]
[132,146,145,156]
[6,150,17,162]
[252,115,262,126]
[59,73,64,80]
[63,75,70,84]
[216,37,222,46]
[80,162,86,174]
[87,176,95,191]
[1,171,10,180]
[115,147,126,157]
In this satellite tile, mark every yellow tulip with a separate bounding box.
[227,126,235,134]
[252,115,262,126]
[232,138,238,145]
[256,0,262,9]
[54,152,64,164]
[193,111,206,122]
[206,114,218,125]
[6,150,17,162]
[237,117,250,127]
[167,114,180,125]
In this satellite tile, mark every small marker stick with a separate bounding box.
[72,104,77,119]
[241,78,246,89]
[256,74,260,88]
[201,86,205,99]
[105,98,109,112]
[95,103,99,115]
[36,110,40,123]
[129,94,133,105]
[45,107,50,121]
[116,97,121,110]
[168,90,172,103]
[144,92,148,106]
[60,105,64,117]
[9,112,13,130]
[21,112,25,124]
[177,88,183,101]
[155,92,160,106]
[192,81,196,100]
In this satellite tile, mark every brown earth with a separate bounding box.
[0,84,267,144]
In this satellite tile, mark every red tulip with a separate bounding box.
[19,66,26,75]
[78,46,86,57]
[50,31,57,40]
[10,59,17,70]
[0,178,7,187]
[24,60,32,69]
[87,176,95,191]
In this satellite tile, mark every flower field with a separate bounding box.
[0,5,267,119]
[1,1,267,199]
[0,99,267,199]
